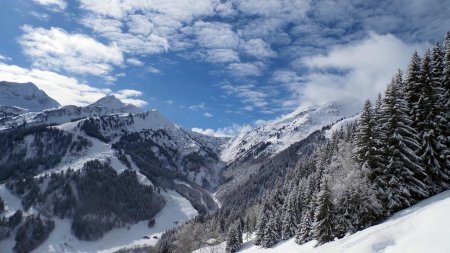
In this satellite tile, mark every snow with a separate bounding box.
[0,184,23,218]
[324,114,359,139]
[0,190,197,253]
[195,190,450,253]
[87,95,141,114]
[221,103,348,162]
[0,81,60,112]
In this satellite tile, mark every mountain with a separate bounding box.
[214,103,351,205]
[0,93,228,252]
[0,81,59,112]
[221,103,349,163]
[87,95,141,114]
[0,95,142,130]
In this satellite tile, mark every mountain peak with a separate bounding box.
[88,95,141,113]
[0,81,60,112]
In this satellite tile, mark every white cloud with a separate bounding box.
[33,0,66,10]
[192,123,253,137]
[188,102,206,111]
[240,39,277,59]
[0,62,146,107]
[79,0,216,21]
[227,62,264,77]
[221,83,268,109]
[0,54,11,62]
[296,32,430,111]
[203,112,213,117]
[190,21,240,49]
[126,58,144,66]
[147,66,162,74]
[205,49,240,63]
[20,26,123,77]
[82,16,169,55]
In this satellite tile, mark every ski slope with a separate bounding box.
[195,190,450,253]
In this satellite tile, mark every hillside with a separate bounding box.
[195,189,450,253]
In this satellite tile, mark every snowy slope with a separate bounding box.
[221,103,348,162]
[0,81,59,112]
[195,190,450,253]
[0,189,197,253]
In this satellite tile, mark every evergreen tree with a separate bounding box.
[0,196,4,212]
[254,200,269,246]
[261,210,281,247]
[440,32,450,179]
[280,188,298,240]
[405,51,422,127]
[354,100,379,173]
[225,222,242,253]
[418,43,450,193]
[377,75,428,213]
[313,179,334,246]
[295,207,313,245]
[335,170,381,236]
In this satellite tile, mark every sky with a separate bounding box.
[0,0,449,136]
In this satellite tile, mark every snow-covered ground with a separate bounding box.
[195,190,450,253]
[0,190,197,253]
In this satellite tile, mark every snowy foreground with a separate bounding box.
[195,190,450,253]
[0,186,197,253]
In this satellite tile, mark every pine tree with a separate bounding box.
[405,51,422,127]
[355,100,374,164]
[335,169,381,236]
[313,179,334,246]
[254,200,269,246]
[440,32,450,179]
[261,210,281,247]
[280,187,298,240]
[0,196,4,212]
[295,207,313,245]
[418,43,450,193]
[225,222,242,253]
[377,75,428,213]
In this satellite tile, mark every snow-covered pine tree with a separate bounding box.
[225,221,242,253]
[377,74,428,213]
[335,168,381,235]
[313,178,334,246]
[280,186,299,240]
[261,209,281,247]
[405,51,422,128]
[253,200,269,246]
[354,100,377,169]
[440,32,450,179]
[418,43,450,193]
[364,94,388,187]
[295,205,314,245]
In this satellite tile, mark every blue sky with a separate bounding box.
[0,0,449,136]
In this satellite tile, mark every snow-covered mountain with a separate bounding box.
[221,103,349,162]
[0,95,143,130]
[87,95,141,114]
[0,81,59,112]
